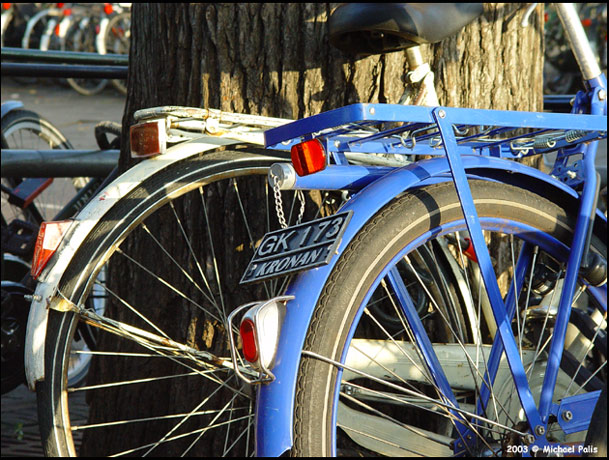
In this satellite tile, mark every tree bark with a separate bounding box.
[84,3,544,455]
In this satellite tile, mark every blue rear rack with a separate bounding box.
[264,103,606,167]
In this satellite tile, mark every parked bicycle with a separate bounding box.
[2,3,131,95]
[22,3,606,457]
[1,101,121,394]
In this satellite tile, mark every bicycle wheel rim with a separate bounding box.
[1,110,74,224]
[39,151,337,456]
[303,182,606,456]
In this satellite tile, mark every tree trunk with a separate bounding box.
[83,3,544,455]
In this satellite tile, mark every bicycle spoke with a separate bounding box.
[114,247,224,324]
[199,188,227,319]
[139,222,221,314]
[169,200,225,318]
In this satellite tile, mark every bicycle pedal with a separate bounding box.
[1,220,39,258]
[7,178,54,208]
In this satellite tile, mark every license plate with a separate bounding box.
[240,211,353,284]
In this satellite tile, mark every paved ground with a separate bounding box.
[2,76,126,150]
[2,77,126,457]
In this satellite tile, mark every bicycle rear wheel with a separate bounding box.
[37,149,335,456]
[294,180,607,456]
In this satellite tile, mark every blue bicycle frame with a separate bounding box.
[254,74,607,456]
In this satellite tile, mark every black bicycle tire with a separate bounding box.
[293,180,607,456]
[1,109,73,224]
[37,149,299,456]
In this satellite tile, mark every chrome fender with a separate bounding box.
[24,136,246,389]
[255,154,607,456]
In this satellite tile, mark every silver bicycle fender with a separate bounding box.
[24,136,245,389]
[255,155,607,456]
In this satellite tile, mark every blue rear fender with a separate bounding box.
[255,154,607,457]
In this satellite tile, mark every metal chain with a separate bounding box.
[271,172,288,229]
[271,172,306,229]
[296,190,306,225]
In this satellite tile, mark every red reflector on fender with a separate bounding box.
[31,220,73,279]
[240,319,259,363]
[130,120,166,158]
[290,138,326,176]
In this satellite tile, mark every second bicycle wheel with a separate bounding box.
[37,149,336,456]
[1,108,74,225]
[293,180,607,456]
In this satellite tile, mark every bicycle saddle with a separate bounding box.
[329,3,484,56]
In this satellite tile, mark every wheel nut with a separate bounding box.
[562,410,573,422]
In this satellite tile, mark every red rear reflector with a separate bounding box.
[462,237,478,263]
[104,3,113,14]
[130,120,166,158]
[2,4,12,11]
[31,220,72,279]
[240,319,259,363]
[290,138,326,176]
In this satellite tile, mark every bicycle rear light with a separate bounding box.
[290,138,327,176]
[238,298,286,371]
[240,319,259,363]
[227,296,293,383]
[31,220,73,279]
[104,3,114,15]
[130,119,166,158]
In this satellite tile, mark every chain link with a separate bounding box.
[271,172,288,229]
[271,172,306,229]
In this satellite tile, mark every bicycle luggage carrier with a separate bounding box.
[264,103,606,185]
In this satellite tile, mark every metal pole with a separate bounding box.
[555,3,602,81]
[1,149,119,177]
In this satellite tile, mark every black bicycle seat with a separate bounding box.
[329,3,484,56]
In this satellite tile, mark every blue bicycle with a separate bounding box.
[232,3,607,457]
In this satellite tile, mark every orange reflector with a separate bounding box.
[290,138,326,176]
[31,220,73,279]
[130,120,166,158]
[240,319,259,363]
